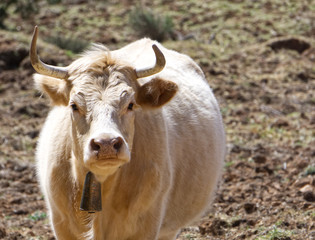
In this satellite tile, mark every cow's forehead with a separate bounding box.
[71,71,134,105]
[70,62,136,86]
[67,49,137,106]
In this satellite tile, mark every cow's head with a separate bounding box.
[31,26,177,181]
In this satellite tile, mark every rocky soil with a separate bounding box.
[0,0,314,239]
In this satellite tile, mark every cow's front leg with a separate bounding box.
[49,207,89,240]
[49,212,77,240]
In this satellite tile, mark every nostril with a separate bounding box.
[112,137,123,151]
[90,136,124,156]
[90,139,101,152]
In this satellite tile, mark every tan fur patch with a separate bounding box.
[34,74,72,106]
[135,78,178,108]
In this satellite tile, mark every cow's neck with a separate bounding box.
[71,153,88,188]
[71,153,120,206]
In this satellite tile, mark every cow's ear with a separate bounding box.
[34,74,71,106]
[135,78,178,109]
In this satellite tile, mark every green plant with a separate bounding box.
[184,234,196,240]
[225,161,234,168]
[257,226,292,240]
[45,35,89,54]
[304,165,315,176]
[129,7,174,42]
[46,0,62,4]
[28,211,47,222]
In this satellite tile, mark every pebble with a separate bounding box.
[296,159,309,169]
[244,203,257,214]
[231,219,247,227]
[253,154,267,164]
[294,178,310,188]
[299,184,313,193]
[303,191,315,202]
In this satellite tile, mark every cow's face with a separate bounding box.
[34,62,177,180]
[69,67,139,178]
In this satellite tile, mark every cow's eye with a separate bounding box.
[71,103,79,111]
[127,103,134,111]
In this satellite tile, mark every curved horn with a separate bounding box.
[135,44,166,78]
[30,26,68,79]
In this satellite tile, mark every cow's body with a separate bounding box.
[34,37,225,240]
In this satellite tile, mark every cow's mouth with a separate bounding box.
[92,158,128,168]
[85,158,129,178]
[85,159,128,183]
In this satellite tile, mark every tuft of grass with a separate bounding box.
[65,50,76,58]
[28,211,47,222]
[46,0,62,4]
[224,161,234,168]
[257,226,293,240]
[304,165,315,176]
[129,7,174,42]
[45,35,89,54]
[184,234,196,240]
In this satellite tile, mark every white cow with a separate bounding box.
[31,26,225,240]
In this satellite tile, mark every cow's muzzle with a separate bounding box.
[90,135,124,158]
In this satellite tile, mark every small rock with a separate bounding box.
[26,130,39,139]
[231,219,247,227]
[13,209,29,215]
[231,144,241,153]
[271,119,289,128]
[294,178,310,188]
[247,219,256,226]
[296,159,309,169]
[303,203,312,209]
[299,184,313,193]
[0,180,10,188]
[296,222,307,229]
[198,218,228,236]
[272,201,281,207]
[268,37,311,54]
[255,165,273,175]
[303,191,315,202]
[27,231,35,237]
[13,164,28,172]
[9,197,23,204]
[253,154,267,164]
[198,223,209,235]
[281,221,290,227]
[297,72,308,82]
[244,203,257,214]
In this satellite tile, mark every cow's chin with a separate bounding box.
[85,158,129,182]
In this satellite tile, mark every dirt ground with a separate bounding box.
[0,0,314,239]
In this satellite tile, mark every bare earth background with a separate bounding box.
[0,0,314,239]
